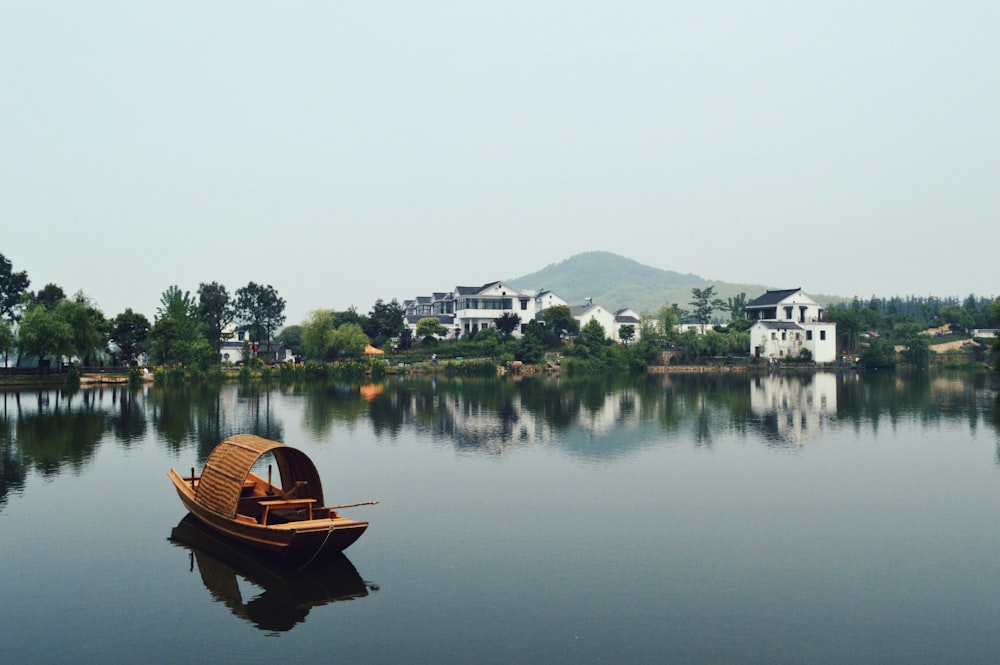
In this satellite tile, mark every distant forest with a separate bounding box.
[833,294,995,329]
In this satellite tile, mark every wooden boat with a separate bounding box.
[168,434,376,560]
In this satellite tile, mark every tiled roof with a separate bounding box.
[745,288,802,308]
[754,320,803,330]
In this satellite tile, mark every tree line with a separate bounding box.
[2,250,997,374]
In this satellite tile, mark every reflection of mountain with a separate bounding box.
[750,374,837,446]
[169,516,371,632]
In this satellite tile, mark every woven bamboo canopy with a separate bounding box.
[195,434,325,518]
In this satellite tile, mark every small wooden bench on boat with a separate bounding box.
[168,434,376,559]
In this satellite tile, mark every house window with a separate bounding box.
[795,332,801,340]
[771,332,776,340]
[806,330,813,341]
[784,306,793,319]
[520,299,528,310]
[781,331,786,341]
[820,330,826,341]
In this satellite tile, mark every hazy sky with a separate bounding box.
[3,1,997,325]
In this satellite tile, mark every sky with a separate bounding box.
[3,1,997,326]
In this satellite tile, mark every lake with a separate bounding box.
[2,371,999,664]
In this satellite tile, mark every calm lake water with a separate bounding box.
[2,371,999,664]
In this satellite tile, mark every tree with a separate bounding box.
[540,305,579,338]
[29,283,66,310]
[0,320,14,361]
[827,305,862,353]
[197,282,233,356]
[56,294,108,365]
[415,317,448,345]
[109,309,151,366]
[580,319,608,349]
[18,303,73,371]
[301,311,370,360]
[150,285,207,367]
[301,310,338,361]
[0,253,29,323]
[656,304,682,342]
[476,327,502,357]
[618,324,635,346]
[726,293,747,321]
[158,285,196,321]
[274,325,304,357]
[234,282,286,355]
[689,286,726,332]
[860,337,897,369]
[493,312,521,340]
[331,322,370,358]
[514,320,546,364]
[366,299,405,342]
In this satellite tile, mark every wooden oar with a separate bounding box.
[327,500,380,510]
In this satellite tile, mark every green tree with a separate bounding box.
[109,309,150,366]
[234,282,286,355]
[540,305,579,338]
[860,337,897,369]
[366,299,405,343]
[0,320,14,360]
[301,310,338,361]
[726,292,747,321]
[416,317,448,344]
[580,319,608,349]
[476,327,502,357]
[18,303,74,371]
[158,285,196,321]
[689,286,726,332]
[56,294,108,365]
[150,285,208,367]
[331,322,370,358]
[657,304,682,342]
[827,305,862,353]
[274,325,304,357]
[493,312,521,340]
[618,324,635,346]
[514,320,546,364]
[30,283,66,310]
[0,253,30,323]
[197,281,233,356]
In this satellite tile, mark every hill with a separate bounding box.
[506,251,775,315]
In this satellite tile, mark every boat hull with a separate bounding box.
[168,469,368,559]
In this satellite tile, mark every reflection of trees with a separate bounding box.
[301,384,369,439]
[149,382,283,460]
[0,409,25,511]
[14,391,107,475]
[105,386,147,444]
[836,370,995,433]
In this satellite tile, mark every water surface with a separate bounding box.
[1,372,998,664]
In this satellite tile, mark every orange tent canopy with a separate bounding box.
[364,344,385,355]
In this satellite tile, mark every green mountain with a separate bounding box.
[506,251,775,315]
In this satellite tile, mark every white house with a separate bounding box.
[746,288,837,363]
[572,303,617,338]
[403,281,641,343]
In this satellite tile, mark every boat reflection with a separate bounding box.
[169,515,374,632]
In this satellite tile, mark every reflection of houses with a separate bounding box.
[750,373,837,446]
[746,288,836,363]
[403,282,641,342]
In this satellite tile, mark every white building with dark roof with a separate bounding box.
[746,288,837,362]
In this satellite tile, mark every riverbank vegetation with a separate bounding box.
[1,250,999,382]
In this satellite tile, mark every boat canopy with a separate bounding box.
[195,434,325,518]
